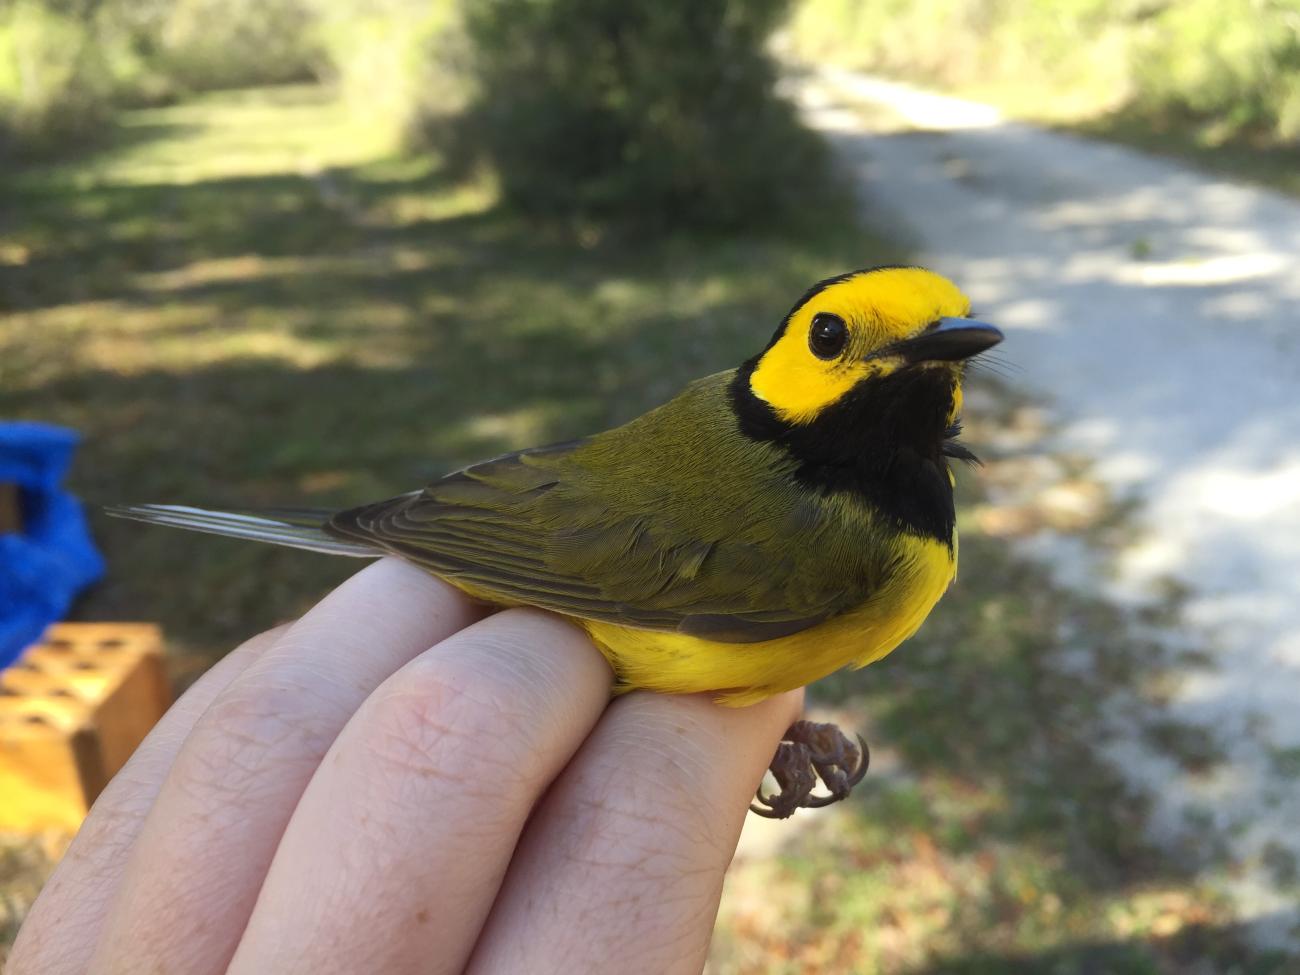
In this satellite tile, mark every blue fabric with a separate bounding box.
[0,422,105,669]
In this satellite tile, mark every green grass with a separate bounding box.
[2,84,1293,972]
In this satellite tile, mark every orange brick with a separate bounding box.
[0,624,171,833]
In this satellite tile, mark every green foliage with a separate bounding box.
[4,0,840,229]
[0,0,320,159]
[1128,0,1300,142]
[450,0,834,229]
[314,0,465,149]
[130,0,319,95]
[787,0,1300,146]
[787,0,1127,102]
[0,1,121,156]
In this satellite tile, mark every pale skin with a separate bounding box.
[9,558,801,975]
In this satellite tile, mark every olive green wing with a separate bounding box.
[325,435,886,644]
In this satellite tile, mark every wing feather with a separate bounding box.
[326,376,888,642]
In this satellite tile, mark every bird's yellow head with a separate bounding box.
[730,267,1003,539]
[746,266,999,426]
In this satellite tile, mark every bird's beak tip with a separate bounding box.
[883,316,1003,363]
[939,316,1004,353]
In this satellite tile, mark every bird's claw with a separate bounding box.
[750,720,870,819]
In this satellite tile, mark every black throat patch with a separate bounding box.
[729,361,960,545]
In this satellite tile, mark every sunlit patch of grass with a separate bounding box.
[46,86,391,189]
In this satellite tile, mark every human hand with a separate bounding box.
[10,557,801,975]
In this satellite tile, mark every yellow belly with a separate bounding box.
[582,535,956,707]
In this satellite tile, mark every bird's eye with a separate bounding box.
[809,313,848,359]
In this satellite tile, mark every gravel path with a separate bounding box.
[802,68,1300,943]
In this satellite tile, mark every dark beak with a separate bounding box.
[877,317,1004,364]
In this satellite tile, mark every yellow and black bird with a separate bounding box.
[108,265,1002,817]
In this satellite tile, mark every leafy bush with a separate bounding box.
[450,0,834,229]
[786,0,1300,146]
[1128,0,1300,143]
[315,0,465,149]
[0,2,120,157]
[134,0,320,95]
[1,0,320,159]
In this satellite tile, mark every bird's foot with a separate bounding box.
[750,720,869,819]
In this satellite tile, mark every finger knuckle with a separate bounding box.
[171,670,337,806]
[571,726,730,863]
[363,652,542,802]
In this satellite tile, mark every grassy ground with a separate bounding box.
[1,86,1293,972]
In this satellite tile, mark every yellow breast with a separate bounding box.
[581,534,956,707]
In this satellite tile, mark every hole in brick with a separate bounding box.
[47,639,75,652]
[72,660,99,671]
[99,639,125,650]
[23,714,50,726]
[14,661,41,673]
[47,688,75,698]
[0,687,20,696]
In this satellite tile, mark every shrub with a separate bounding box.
[450,0,834,229]
[1128,0,1300,143]
[315,0,465,150]
[136,0,320,95]
[1,0,320,159]
[0,2,119,157]
[786,0,1300,146]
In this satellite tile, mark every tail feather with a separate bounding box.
[104,504,379,558]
